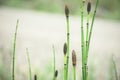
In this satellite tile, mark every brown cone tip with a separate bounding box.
[65,4,69,17]
[63,43,67,55]
[34,74,37,80]
[87,2,91,14]
[55,70,58,77]
[72,50,76,66]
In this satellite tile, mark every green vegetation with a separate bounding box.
[65,4,70,80]
[11,20,19,80]
[0,0,120,19]
[0,0,120,80]
[26,48,32,80]
[63,43,67,80]
[109,55,119,80]
[72,50,76,80]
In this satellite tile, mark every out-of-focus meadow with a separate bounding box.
[0,0,120,80]
[0,0,120,19]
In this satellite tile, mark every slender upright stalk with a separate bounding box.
[72,50,76,80]
[64,55,67,80]
[112,56,118,80]
[26,48,32,80]
[85,1,91,79]
[12,20,19,80]
[65,5,70,80]
[81,0,86,80]
[63,43,67,80]
[52,45,56,80]
[86,14,90,42]
[73,67,76,80]
[86,1,91,48]
[87,0,99,61]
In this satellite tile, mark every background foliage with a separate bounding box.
[0,0,120,19]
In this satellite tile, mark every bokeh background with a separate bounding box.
[0,0,120,80]
[0,0,120,19]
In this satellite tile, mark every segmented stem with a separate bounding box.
[65,5,70,80]
[87,0,99,62]
[63,42,67,80]
[12,20,19,80]
[81,0,86,80]
[63,43,67,80]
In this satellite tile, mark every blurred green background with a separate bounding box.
[0,0,120,20]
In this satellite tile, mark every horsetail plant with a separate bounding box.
[12,20,19,80]
[86,0,99,59]
[81,0,86,80]
[85,1,91,79]
[86,1,91,48]
[72,50,76,80]
[65,4,70,80]
[80,0,99,80]
[26,48,32,80]
[63,43,67,80]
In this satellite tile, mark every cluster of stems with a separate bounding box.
[80,0,99,80]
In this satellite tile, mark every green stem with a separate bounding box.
[26,48,32,80]
[52,45,56,80]
[64,55,67,80]
[85,14,90,80]
[54,77,56,80]
[112,57,118,80]
[81,0,86,80]
[12,20,19,80]
[73,66,76,80]
[66,14,70,80]
[86,14,90,45]
[87,0,99,61]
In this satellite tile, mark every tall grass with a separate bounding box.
[11,20,19,80]
[110,56,119,80]
[26,48,32,80]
